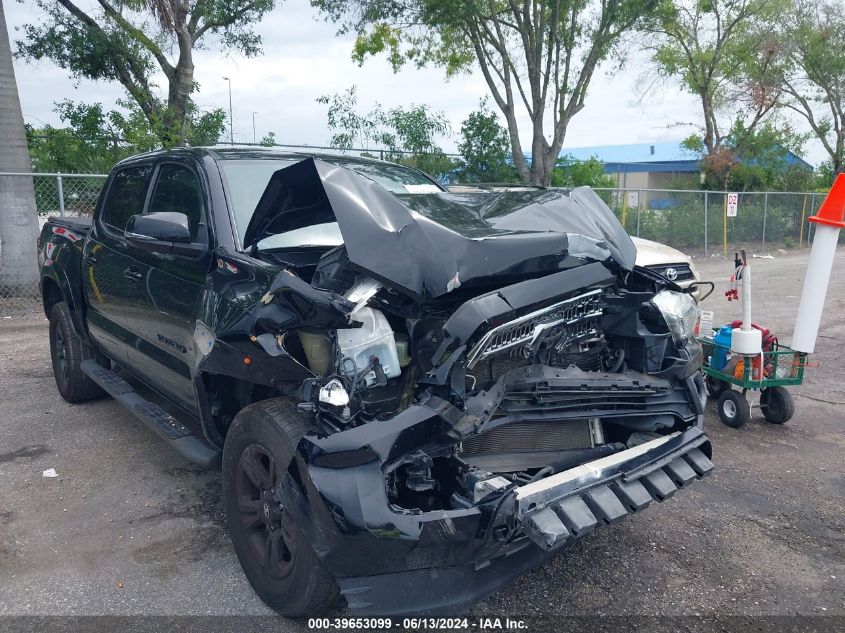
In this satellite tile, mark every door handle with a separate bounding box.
[123,267,143,282]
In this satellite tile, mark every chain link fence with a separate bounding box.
[0,173,106,314]
[594,188,831,257]
[0,171,829,314]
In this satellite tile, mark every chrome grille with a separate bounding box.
[646,263,694,282]
[466,289,603,368]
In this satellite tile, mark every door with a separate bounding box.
[122,162,213,413]
[82,164,154,363]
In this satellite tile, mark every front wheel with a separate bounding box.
[717,390,750,428]
[760,387,795,424]
[222,398,340,616]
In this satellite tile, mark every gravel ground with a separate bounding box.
[0,249,843,627]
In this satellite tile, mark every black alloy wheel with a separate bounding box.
[222,397,340,616]
[234,444,296,580]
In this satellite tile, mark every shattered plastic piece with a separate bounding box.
[42,468,58,478]
[524,506,570,550]
[346,277,382,316]
[192,322,215,359]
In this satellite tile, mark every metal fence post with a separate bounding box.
[56,174,65,218]
[703,191,708,257]
[636,189,641,237]
[762,192,768,250]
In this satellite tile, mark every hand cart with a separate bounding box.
[698,334,808,428]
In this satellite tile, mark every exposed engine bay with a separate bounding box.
[263,262,702,515]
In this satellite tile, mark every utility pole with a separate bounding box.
[222,76,233,144]
[252,111,258,145]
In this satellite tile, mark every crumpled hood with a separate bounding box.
[244,158,636,300]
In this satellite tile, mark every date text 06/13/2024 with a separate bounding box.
[306,617,528,629]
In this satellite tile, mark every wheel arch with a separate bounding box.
[41,269,88,340]
[194,370,292,448]
[41,276,63,317]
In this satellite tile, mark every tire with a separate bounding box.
[705,375,729,397]
[48,302,106,403]
[222,398,340,616]
[760,387,795,424]
[717,390,750,428]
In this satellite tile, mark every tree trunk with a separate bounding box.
[163,25,195,146]
[0,0,40,293]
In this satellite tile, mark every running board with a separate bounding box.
[80,360,221,467]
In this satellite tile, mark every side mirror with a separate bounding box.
[126,211,191,243]
[125,212,204,256]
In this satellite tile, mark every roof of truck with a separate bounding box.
[117,145,402,167]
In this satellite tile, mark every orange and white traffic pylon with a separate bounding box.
[791,173,845,354]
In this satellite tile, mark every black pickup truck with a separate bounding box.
[38,147,713,616]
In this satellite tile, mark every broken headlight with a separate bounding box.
[652,290,699,344]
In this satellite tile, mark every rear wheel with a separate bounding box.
[717,390,750,428]
[222,398,340,616]
[49,302,105,403]
[760,387,794,424]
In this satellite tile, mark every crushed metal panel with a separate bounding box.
[244,158,636,300]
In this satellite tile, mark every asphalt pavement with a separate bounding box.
[1,249,843,626]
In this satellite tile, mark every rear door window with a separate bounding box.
[101,165,152,233]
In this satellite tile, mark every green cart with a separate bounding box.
[698,335,808,428]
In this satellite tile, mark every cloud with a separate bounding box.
[6,0,826,165]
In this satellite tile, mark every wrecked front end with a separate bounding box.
[235,160,712,615]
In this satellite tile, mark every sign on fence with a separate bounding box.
[726,192,739,217]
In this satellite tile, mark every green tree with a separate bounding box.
[259,131,277,146]
[457,99,515,183]
[379,103,457,177]
[682,119,812,191]
[316,86,379,149]
[27,100,225,173]
[645,0,785,186]
[724,121,812,191]
[0,0,39,291]
[551,155,616,188]
[16,0,276,147]
[317,86,458,178]
[777,0,845,177]
[313,0,657,186]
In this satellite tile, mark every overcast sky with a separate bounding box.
[4,0,827,166]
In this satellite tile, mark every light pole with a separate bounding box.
[252,111,258,145]
[222,76,233,144]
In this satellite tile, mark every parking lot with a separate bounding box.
[1,249,843,624]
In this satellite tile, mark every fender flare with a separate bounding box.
[41,267,89,341]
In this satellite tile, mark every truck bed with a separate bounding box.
[47,215,93,232]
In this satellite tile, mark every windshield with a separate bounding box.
[220,158,443,249]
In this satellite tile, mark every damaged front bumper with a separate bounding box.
[289,361,712,616]
[333,425,712,615]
